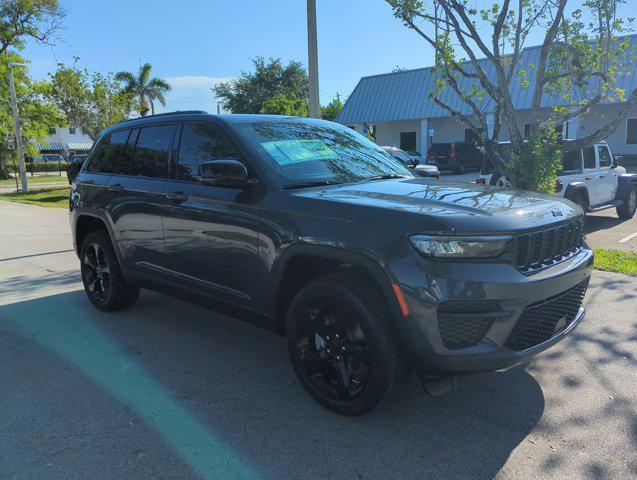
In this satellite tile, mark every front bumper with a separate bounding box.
[387,246,594,374]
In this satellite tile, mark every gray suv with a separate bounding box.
[70,112,593,415]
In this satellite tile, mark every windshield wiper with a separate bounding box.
[283,180,343,190]
[365,173,411,182]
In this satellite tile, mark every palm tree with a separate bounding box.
[115,63,171,116]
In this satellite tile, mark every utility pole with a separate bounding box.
[8,63,28,193]
[307,0,320,118]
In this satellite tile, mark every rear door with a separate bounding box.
[582,146,602,205]
[106,123,176,270]
[161,121,264,305]
[596,144,616,203]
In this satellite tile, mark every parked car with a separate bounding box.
[32,153,65,164]
[403,150,422,163]
[426,141,483,174]
[70,112,592,416]
[477,141,637,220]
[381,146,439,178]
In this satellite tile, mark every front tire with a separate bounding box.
[80,231,139,311]
[285,272,405,416]
[617,185,637,219]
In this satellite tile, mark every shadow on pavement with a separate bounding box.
[0,289,546,480]
[583,213,628,235]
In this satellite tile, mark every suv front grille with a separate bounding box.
[438,301,501,350]
[504,280,588,351]
[514,217,584,272]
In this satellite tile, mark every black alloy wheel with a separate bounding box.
[80,231,139,311]
[83,242,111,303]
[286,273,405,416]
[295,296,373,400]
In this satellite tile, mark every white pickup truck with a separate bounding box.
[477,141,637,219]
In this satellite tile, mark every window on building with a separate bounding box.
[48,126,56,135]
[583,146,596,169]
[523,124,531,138]
[130,125,175,178]
[626,118,637,145]
[464,128,480,146]
[69,127,76,134]
[400,132,416,152]
[598,145,612,167]
[176,123,243,181]
[85,129,130,174]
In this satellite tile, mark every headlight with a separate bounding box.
[409,235,512,259]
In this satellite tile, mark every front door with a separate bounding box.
[161,121,263,306]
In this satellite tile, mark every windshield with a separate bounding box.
[235,118,413,187]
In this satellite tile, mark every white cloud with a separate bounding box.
[156,76,235,114]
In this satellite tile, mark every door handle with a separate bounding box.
[166,191,189,203]
[585,176,592,180]
[599,174,606,178]
[108,183,124,192]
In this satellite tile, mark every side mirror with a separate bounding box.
[67,158,84,184]
[198,160,255,187]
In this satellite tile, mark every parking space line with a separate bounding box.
[618,231,637,243]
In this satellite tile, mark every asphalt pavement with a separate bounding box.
[0,201,636,480]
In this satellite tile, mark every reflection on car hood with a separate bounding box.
[294,177,580,232]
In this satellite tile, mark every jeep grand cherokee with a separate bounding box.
[69,112,593,416]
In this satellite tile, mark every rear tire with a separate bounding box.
[285,272,405,416]
[616,185,636,219]
[80,231,140,311]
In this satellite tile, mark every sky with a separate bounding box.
[20,0,620,114]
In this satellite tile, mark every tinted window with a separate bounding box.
[428,143,451,154]
[130,125,175,178]
[560,150,581,173]
[598,146,612,167]
[85,130,130,174]
[176,123,242,181]
[583,146,596,169]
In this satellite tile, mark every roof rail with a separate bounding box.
[121,110,208,123]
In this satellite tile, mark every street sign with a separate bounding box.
[428,126,435,136]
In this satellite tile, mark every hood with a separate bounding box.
[293,177,580,233]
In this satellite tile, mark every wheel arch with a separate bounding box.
[616,173,637,200]
[73,210,123,264]
[269,245,406,339]
[564,182,590,207]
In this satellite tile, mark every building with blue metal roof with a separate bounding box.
[336,35,637,162]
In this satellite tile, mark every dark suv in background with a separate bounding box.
[70,112,593,415]
[426,141,483,173]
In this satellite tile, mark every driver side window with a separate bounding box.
[176,123,243,181]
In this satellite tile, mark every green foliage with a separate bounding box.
[260,92,308,117]
[214,57,309,114]
[47,60,134,140]
[115,63,171,117]
[594,249,637,276]
[507,124,562,194]
[320,95,343,121]
[0,54,65,179]
[0,0,66,55]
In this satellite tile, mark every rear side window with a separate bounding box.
[175,123,242,181]
[85,130,130,174]
[560,150,581,173]
[130,125,175,178]
[583,147,596,169]
[598,145,612,167]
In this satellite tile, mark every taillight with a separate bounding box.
[554,179,563,193]
[475,178,486,185]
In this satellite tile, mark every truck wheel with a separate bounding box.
[285,272,405,416]
[617,185,637,219]
[456,162,465,174]
[80,231,140,311]
[572,194,588,221]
